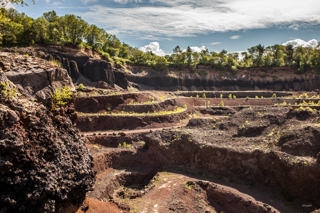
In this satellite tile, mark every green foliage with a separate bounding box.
[299,93,308,99]
[272,93,277,98]
[49,59,63,68]
[153,56,169,73]
[77,83,85,91]
[118,142,134,149]
[202,93,206,98]
[1,82,17,101]
[50,86,73,106]
[218,101,224,107]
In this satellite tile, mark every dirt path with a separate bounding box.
[82,122,188,136]
[81,116,226,136]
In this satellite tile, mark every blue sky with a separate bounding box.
[7,0,320,55]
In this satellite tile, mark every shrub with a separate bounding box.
[78,84,85,91]
[202,93,206,98]
[218,101,224,107]
[118,142,134,149]
[51,86,73,106]
[49,59,63,68]
[299,93,308,99]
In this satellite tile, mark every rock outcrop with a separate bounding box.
[0,52,74,102]
[81,59,115,86]
[0,71,96,213]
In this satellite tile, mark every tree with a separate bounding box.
[63,14,88,44]
[256,44,265,58]
[42,11,63,44]
[285,44,294,66]
[1,0,34,41]
[190,52,199,71]
[1,0,34,8]
[271,45,285,67]
[186,46,192,67]
[32,17,49,44]
[1,20,23,45]
[85,24,104,47]
[154,56,169,72]
[173,45,181,54]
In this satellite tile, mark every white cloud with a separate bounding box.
[230,35,240,39]
[114,0,143,3]
[182,46,207,53]
[79,0,320,39]
[288,23,299,30]
[282,39,319,49]
[211,42,221,45]
[139,42,167,56]
[81,0,99,4]
[45,0,50,3]
[52,2,62,6]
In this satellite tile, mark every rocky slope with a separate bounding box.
[3,46,320,92]
[0,62,96,212]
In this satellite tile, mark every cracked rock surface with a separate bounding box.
[0,52,74,102]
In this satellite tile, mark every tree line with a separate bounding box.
[1,7,320,75]
[168,43,320,74]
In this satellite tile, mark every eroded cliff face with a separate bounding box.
[2,46,320,92]
[0,69,96,212]
[126,66,320,91]
[1,46,120,89]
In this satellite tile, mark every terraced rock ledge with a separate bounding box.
[73,90,320,213]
